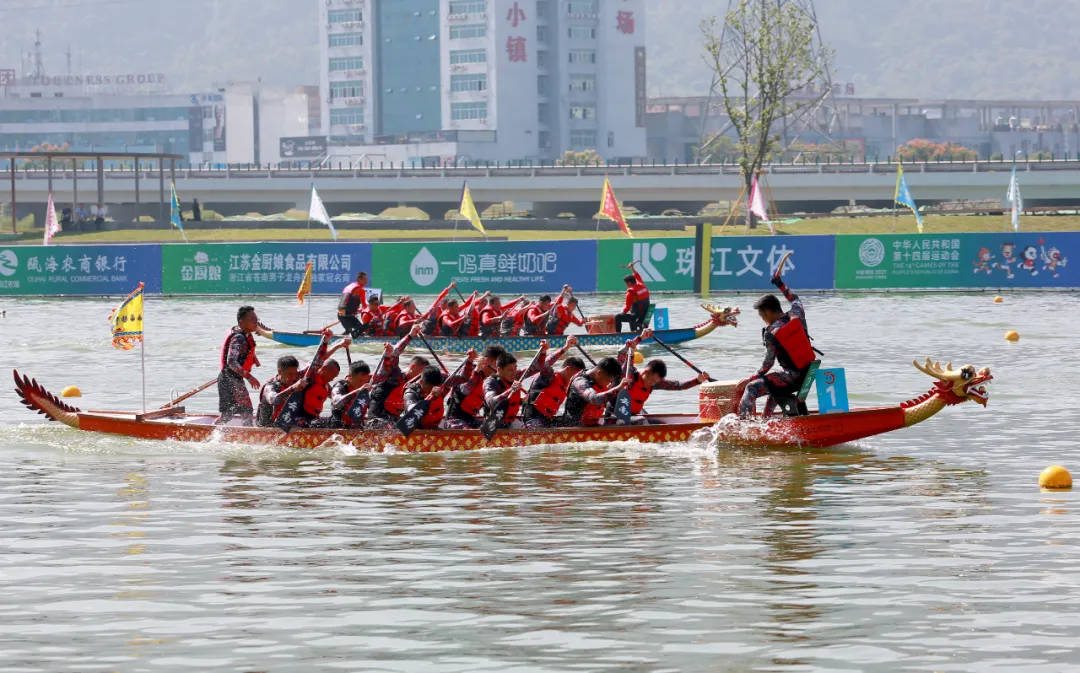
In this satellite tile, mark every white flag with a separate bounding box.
[43,192,61,245]
[308,186,337,241]
[748,175,774,234]
[1006,166,1022,232]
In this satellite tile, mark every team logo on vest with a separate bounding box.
[631,242,667,282]
[0,250,17,277]
[410,247,439,287]
[858,238,885,268]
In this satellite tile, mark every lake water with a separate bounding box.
[1,291,1078,672]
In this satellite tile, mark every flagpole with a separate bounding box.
[140,334,147,414]
[306,295,312,331]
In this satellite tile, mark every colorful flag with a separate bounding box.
[748,175,774,235]
[43,192,61,245]
[1006,164,1022,232]
[598,178,633,237]
[308,185,337,241]
[169,181,187,241]
[297,261,313,305]
[459,182,486,234]
[894,165,923,233]
[108,282,145,351]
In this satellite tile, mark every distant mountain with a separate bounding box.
[1,0,1076,100]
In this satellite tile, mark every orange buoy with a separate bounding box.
[1005,331,1019,342]
[994,296,1003,303]
[1039,466,1072,489]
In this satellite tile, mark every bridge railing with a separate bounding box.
[10,156,1080,180]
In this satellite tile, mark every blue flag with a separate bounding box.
[170,181,187,241]
[894,165,923,233]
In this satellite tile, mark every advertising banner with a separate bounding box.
[835,232,1076,288]
[710,234,835,290]
[0,244,161,295]
[161,243,372,295]
[597,238,696,292]
[372,240,598,295]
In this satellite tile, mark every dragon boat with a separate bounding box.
[13,358,990,452]
[268,305,739,351]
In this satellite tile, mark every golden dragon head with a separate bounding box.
[702,304,739,327]
[912,358,993,406]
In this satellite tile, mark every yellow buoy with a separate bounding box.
[1005,330,1019,342]
[1039,465,1072,489]
[61,385,82,398]
[633,350,644,365]
[994,296,1003,303]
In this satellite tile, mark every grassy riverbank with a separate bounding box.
[4,213,1079,244]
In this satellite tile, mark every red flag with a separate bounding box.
[598,178,633,237]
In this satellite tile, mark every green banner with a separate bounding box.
[161,243,372,294]
[371,240,598,295]
[596,238,696,292]
[835,233,1078,288]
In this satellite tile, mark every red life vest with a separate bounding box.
[546,306,572,335]
[462,306,480,337]
[301,377,330,417]
[530,374,569,419]
[627,372,652,414]
[479,307,501,336]
[220,328,257,374]
[256,379,290,426]
[456,371,487,416]
[420,392,445,429]
[580,378,606,426]
[491,377,523,420]
[384,381,407,416]
[770,317,815,371]
[338,282,365,316]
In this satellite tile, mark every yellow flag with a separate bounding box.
[459,183,485,234]
[109,282,144,351]
[297,261,313,305]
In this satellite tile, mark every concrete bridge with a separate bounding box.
[7,160,1080,219]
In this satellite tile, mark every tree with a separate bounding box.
[897,139,977,162]
[701,1,832,227]
[557,149,604,167]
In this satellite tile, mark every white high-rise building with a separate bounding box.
[318,0,645,164]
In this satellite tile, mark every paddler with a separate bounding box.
[401,360,473,430]
[367,323,425,426]
[480,295,524,337]
[738,273,815,417]
[329,360,372,429]
[606,328,710,421]
[255,355,300,427]
[337,271,369,338]
[216,305,275,425]
[561,356,628,426]
[546,285,585,335]
[442,345,504,429]
[521,335,584,428]
[522,289,568,336]
[615,260,650,332]
[272,329,352,429]
[482,339,569,429]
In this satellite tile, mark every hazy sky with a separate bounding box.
[1,0,1076,100]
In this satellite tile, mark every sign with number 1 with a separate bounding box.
[814,367,849,414]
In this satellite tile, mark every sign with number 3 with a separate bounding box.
[814,368,849,414]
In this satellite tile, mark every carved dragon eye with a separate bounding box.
[961,366,975,380]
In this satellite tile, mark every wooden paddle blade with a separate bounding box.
[614,389,632,424]
[481,403,507,441]
[396,400,429,438]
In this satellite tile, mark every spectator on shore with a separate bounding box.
[192,198,202,221]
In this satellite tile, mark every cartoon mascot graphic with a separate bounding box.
[972,247,995,274]
[997,242,1017,279]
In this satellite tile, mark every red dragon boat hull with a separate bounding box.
[14,362,991,452]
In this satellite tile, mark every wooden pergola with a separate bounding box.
[2,150,185,233]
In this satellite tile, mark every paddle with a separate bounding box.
[650,332,714,382]
[481,348,545,441]
[613,348,634,424]
[396,357,470,438]
[303,320,340,335]
[574,343,598,367]
[416,333,448,374]
[159,377,216,409]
